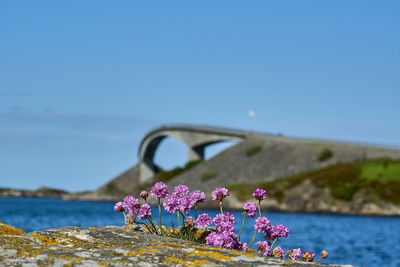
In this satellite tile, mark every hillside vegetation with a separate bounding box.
[65,135,400,214]
[228,158,400,204]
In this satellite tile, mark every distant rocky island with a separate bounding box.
[60,135,400,216]
[0,186,69,199]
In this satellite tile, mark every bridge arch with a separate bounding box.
[138,125,248,183]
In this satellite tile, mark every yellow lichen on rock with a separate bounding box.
[0,222,25,236]
[229,249,256,258]
[191,245,225,252]
[165,257,212,266]
[29,233,63,246]
[191,250,233,262]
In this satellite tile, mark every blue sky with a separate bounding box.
[1,1,400,192]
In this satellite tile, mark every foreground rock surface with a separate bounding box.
[0,223,349,266]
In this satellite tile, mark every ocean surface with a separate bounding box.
[1,198,399,267]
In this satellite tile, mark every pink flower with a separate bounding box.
[256,241,270,256]
[150,182,169,199]
[137,203,151,220]
[123,196,140,216]
[206,232,232,248]
[206,232,241,250]
[254,217,271,233]
[114,201,125,212]
[289,248,302,260]
[195,213,212,229]
[252,188,266,201]
[211,187,229,201]
[213,212,236,234]
[265,224,289,240]
[163,194,179,214]
[189,190,206,205]
[178,196,194,213]
[243,202,257,218]
[238,242,248,252]
[172,185,189,197]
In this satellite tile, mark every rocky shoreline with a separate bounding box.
[0,223,349,266]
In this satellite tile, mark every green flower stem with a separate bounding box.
[257,201,262,217]
[147,216,159,235]
[270,237,278,250]
[158,199,162,224]
[195,204,198,219]
[219,200,223,214]
[238,213,246,241]
[179,211,186,225]
[158,198,162,233]
[177,212,181,228]
[284,250,290,259]
[143,220,154,234]
[248,231,258,248]
[149,215,159,227]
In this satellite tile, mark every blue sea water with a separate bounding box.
[1,198,399,267]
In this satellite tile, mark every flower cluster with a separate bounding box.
[243,202,257,218]
[205,212,247,251]
[211,187,229,201]
[195,213,211,229]
[254,217,271,233]
[114,183,328,263]
[256,241,270,256]
[289,248,302,260]
[190,190,206,205]
[252,188,266,201]
[113,195,151,221]
[264,224,289,240]
[150,182,169,199]
[162,184,204,216]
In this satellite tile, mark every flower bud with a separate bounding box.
[114,201,125,212]
[301,251,316,262]
[185,216,195,228]
[140,191,149,201]
[320,250,328,258]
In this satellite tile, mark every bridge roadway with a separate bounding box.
[138,124,251,183]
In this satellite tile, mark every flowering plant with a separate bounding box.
[114,182,328,263]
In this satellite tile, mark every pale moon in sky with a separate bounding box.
[248,109,256,117]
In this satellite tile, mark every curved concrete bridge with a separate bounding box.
[138,125,249,183]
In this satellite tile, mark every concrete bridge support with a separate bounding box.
[188,145,205,162]
[138,125,247,184]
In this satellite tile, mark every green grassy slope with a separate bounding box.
[228,158,400,204]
